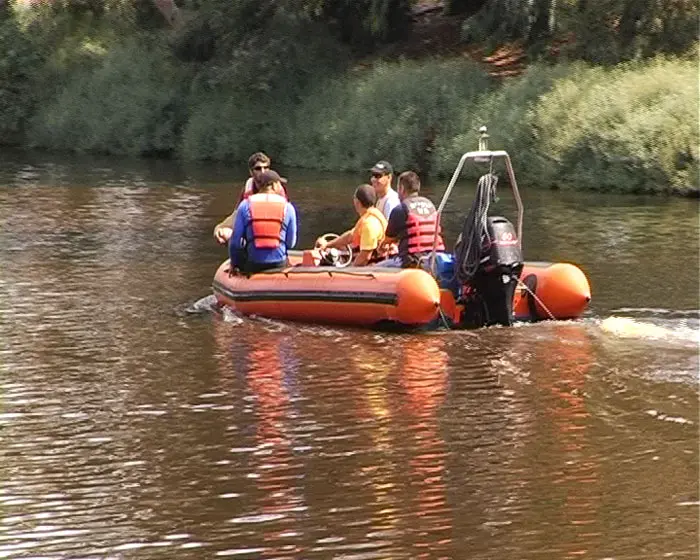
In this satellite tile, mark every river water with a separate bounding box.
[0,150,697,559]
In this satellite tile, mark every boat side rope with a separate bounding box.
[516,277,557,320]
[281,269,377,279]
[437,305,452,329]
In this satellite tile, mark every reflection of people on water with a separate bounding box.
[378,171,446,269]
[213,152,291,244]
[315,184,387,267]
[212,323,305,556]
[397,336,453,557]
[229,170,297,274]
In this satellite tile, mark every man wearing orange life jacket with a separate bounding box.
[214,152,291,244]
[377,171,446,268]
[315,184,387,267]
[229,170,297,274]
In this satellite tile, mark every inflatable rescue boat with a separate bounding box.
[213,129,591,330]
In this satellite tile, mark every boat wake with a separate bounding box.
[600,314,699,346]
[185,294,220,314]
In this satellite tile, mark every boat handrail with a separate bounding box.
[429,127,524,276]
[435,149,523,244]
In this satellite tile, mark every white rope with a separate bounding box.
[516,277,557,321]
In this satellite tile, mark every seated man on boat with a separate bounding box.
[377,171,446,268]
[229,170,297,274]
[315,184,387,267]
[370,160,400,220]
[213,152,290,244]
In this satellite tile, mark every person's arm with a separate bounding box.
[320,229,353,249]
[381,205,405,248]
[214,208,238,244]
[229,202,248,268]
[285,203,298,249]
[353,250,373,266]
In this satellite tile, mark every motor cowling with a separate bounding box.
[461,216,523,328]
[481,216,522,270]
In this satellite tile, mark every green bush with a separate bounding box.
[28,36,186,155]
[282,59,493,173]
[0,17,45,143]
[181,10,348,162]
[432,55,698,195]
[431,62,576,180]
[531,56,699,194]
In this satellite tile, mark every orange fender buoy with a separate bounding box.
[514,262,591,320]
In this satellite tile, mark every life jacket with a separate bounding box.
[351,207,387,258]
[404,196,445,255]
[247,193,287,249]
[239,177,255,202]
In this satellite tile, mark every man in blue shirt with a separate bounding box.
[229,170,297,274]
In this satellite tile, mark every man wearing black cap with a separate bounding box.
[229,170,297,274]
[369,160,400,220]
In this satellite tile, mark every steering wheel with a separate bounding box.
[315,233,353,268]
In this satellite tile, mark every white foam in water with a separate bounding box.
[601,316,700,344]
[221,306,243,324]
[186,294,219,314]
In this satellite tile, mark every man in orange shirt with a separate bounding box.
[316,184,387,267]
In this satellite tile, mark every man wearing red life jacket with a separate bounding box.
[214,152,290,244]
[377,171,446,268]
[229,170,297,274]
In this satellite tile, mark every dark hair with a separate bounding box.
[354,183,376,208]
[248,152,271,169]
[398,171,420,194]
[257,169,283,190]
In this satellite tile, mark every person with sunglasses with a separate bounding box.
[213,152,289,244]
[369,160,400,220]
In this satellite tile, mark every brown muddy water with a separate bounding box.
[0,150,698,559]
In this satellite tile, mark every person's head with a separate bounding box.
[369,160,393,197]
[353,183,376,215]
[256,169,284,194]
[248,152,271,181]
[397,170,420,200]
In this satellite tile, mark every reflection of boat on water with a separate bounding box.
[213,129,591,330]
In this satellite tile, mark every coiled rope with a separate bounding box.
[454,170,499,285]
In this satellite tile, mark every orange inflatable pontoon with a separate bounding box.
[212,255,591,329]
[213,259,441,327]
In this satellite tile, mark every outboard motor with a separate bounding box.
[466,216,523,327]
[454,173,523,328]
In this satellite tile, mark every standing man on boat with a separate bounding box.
[370,160,400,220]
[213,152,290,244]
[315,184,387,267]
[229,170,297,274]
[377,171,445,268]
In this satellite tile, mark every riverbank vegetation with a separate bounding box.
[0,0,697,195]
